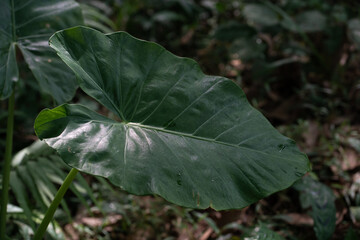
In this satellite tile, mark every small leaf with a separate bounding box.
[6,204,24,214]
[295,11,327,32]
[230,38,266,61]
[347,137,360,152]
[9,171,35,230]
[294,176,336,240]
[348,19,360,49]
[213,21,257,41]
[17,165,47,211]
[27,162,71,221]
[80,3,116,33]
[244,223,285,240]
[35,26,310,210]
[243,4,279,27]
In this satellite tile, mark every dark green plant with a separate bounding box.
[9,140,102,235]
[242,222,285,240]
[114,0,202,51]
[294,175,336,240]
[212,0,360,118]
[33,26,310,238]
[0,0,83,103]
[0,0,83,238]
[6,203,66,240]
[80,2,116,33]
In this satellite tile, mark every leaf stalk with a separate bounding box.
[0,91,15,239]
[33,168,79,240]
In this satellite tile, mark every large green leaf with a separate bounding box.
[0,0,83,102]
[35,26,310,210]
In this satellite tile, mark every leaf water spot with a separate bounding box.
[278,144,286,152]
[176,172,182,186]
[190,155,198,161]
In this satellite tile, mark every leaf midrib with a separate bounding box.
[91,120,286,159]
[127,122,240,148]
[41,113,241,149]
[55,39,126,121]
[39,109,304,165]
[11,0,16,41]
[124,122,304,164]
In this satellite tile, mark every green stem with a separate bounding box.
[1,0,17,237]
[33,168,79,240]
[0,91,15,239]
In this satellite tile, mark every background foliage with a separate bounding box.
[1,0,359,239]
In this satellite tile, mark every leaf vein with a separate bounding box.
[129,49,165,121]
[164,79,223,128]
[140,62,197,124]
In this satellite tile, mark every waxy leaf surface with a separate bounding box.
[35,27,310,210]
[0,0,83,102]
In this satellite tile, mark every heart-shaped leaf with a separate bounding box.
[35,26,310,210]
[0,0,83,102]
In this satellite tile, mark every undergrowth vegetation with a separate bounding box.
[1,0,359,239]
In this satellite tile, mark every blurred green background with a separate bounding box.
[1,0,360,239]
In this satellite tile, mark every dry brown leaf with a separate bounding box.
[81,217,103,227]
[341,148,359,171]
[64,224,79,240]
[276,213,314,226]
[199,228,213,240]
[181,29,194,45]
[302,121,319,149]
